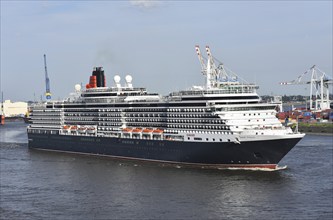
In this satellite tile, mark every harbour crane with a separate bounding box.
[280,65,332,111]
[43,54,51,100]
[195,45,206,75]
[194,45,242,89]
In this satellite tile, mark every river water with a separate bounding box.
[0,121,332,219]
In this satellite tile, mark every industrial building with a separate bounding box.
[0,100,28,117]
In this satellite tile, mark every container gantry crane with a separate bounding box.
[280,65,332,111]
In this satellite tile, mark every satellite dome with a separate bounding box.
[75,84,81,91]
[114,75,121,83]
[125,75,133,83]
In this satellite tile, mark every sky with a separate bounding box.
[1,0,332,102]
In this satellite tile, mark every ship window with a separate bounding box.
[213,138,215,141]
[228,139,230,142]
[220,139,222,141]
[206,138,209,141]
[188,137,190,140]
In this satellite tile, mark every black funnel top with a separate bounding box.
[92,67,105,87]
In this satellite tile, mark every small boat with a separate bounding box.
[70,126,78,131]
[63,125,70,129]
[122,127,133,132]
[132,128,143,133]
[153,129,164,134]
[87,127,96,134]
[78,126,86,133]
[143,128,154,133]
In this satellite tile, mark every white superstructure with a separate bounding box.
[28,46,304,144]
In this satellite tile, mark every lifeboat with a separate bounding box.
[153,129,164,134]
[122,128,133,133]
[86,127,96,134]
[70,126,78,130]
[78,126,86,133]
[143,128,154,133]
[132,128,143,133]
[63,125,70,133]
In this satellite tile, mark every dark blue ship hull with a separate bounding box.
[27,134,302,170]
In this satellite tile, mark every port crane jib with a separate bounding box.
[43,54,51,100]
[195,45,207,75]
[194,45,244,90]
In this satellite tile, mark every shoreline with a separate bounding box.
[302,132,332,136]
[293,122,332,135]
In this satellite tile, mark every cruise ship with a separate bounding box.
[27,46,305,170]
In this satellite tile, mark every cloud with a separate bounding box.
[130,0,159,9]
